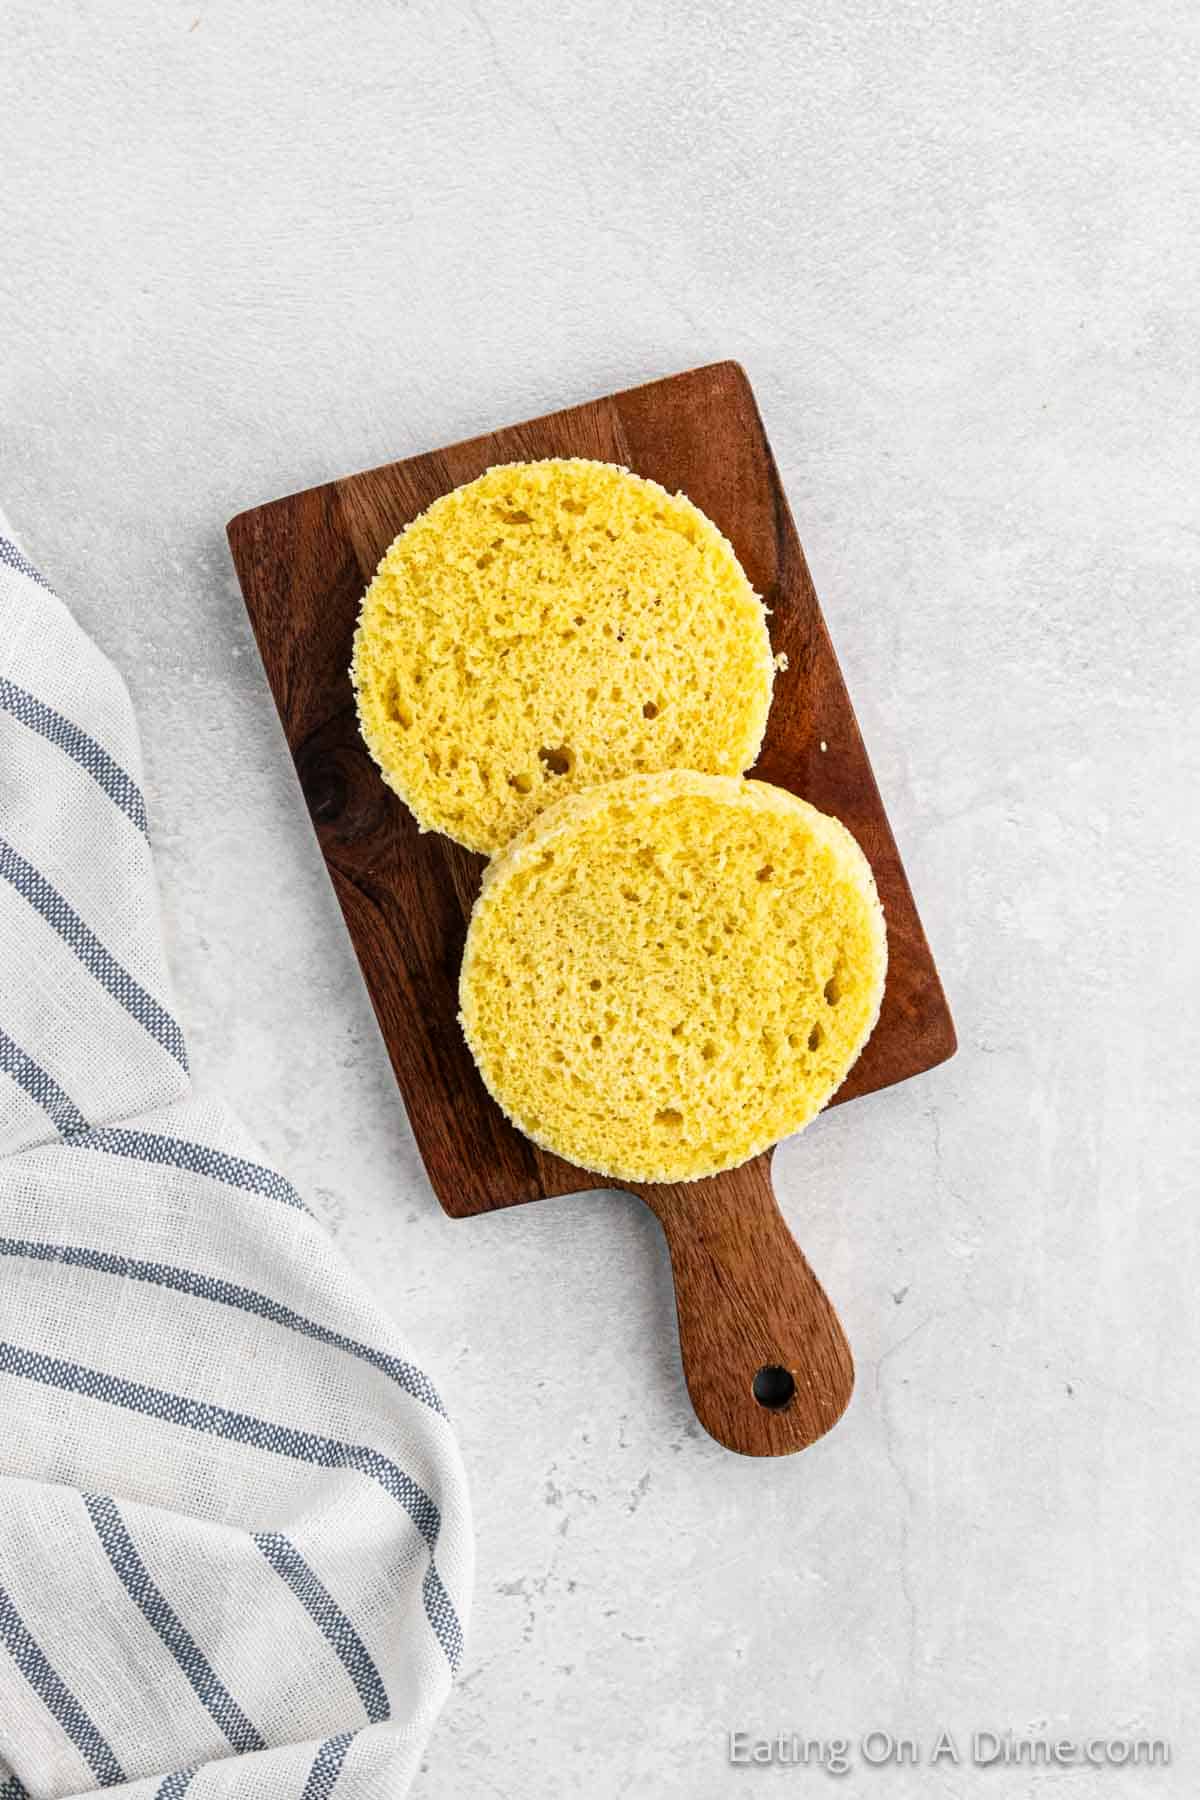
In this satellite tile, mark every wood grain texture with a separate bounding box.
[634,1161,854,1456]
[228,361,954,1455]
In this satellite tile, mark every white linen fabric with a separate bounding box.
[0,528,472,1799]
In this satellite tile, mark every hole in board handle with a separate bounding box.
[752,1365,796,1410]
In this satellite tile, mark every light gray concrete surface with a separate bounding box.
[3,3,1198,1794]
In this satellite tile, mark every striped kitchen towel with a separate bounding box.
[0,523,472,1798]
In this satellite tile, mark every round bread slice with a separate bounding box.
[352,459,775,853]
[459,770,887,1183]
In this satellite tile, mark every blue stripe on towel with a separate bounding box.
[67,1127,306,1211]
[254,1534,389,1724]
[0,1343,463,1667]
[0,537,53,593]
[0,1773,31,1800]
[82,1495,265,1755]
[0,1028,309,1215]
[0,676,148,836]
[0,1239,444,1415]
[0,1580,125,1786]
[0,1028,89,1137]
[0,837,187,1070]
[154,1771,195,1800]
[301,1734,355,1800]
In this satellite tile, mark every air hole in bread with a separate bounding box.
[539,745,573,777]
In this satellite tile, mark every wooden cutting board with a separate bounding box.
[228,361,955,1457]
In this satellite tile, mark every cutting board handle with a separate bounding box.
[632,1157,853,1456]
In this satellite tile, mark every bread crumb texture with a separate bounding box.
[459,771,887,1182]
[352,459,774,852]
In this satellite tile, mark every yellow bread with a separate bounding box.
[459,771,887,1183]
[352,459,775,853]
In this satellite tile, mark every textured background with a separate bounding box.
[3,2,1198,1794]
